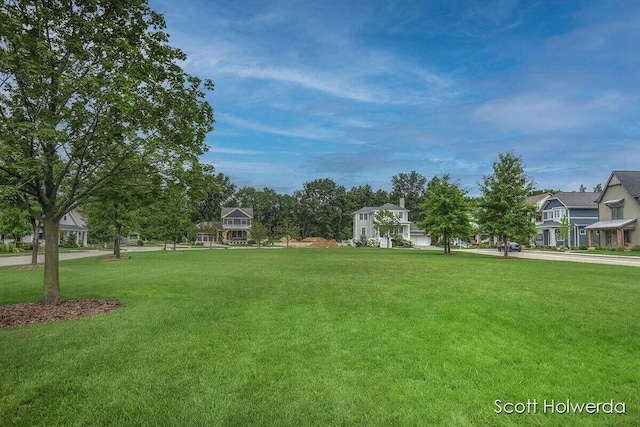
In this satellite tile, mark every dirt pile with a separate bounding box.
[305,237,340,248]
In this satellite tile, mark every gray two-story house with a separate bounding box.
[221,207,253,244]
[586,171,640,248]
[537,192,600,247]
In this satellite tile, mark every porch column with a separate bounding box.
[617,229,624,247]
[588,230,594,248]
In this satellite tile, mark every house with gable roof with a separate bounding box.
[353,198,431,246]
[586,171,640,248]
[221,207,253,244]
[527,192,553,246]
[537,192,601,247]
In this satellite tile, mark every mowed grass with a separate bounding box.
[1,249,638,426]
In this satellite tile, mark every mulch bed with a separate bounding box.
[0,299,123,328]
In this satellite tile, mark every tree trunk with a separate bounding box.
[30,218,39,265]
[444,230,449,254]
[114,224,121,259]
[503,235,508,258]
[43,216,60,304]
[173,239,177,251]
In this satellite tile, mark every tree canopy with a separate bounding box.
[477,153,536,257]
[0,0,214,303]
[419,174,472,254]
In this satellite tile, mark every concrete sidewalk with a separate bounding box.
[0,246,163,268]
[466,248,640,267]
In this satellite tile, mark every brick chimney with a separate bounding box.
[399,197,405,208]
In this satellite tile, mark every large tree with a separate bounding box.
[419,174,472,254]
[295,178,348,240]
[391,171,427,222]
[477,153,536,258]
[0,1,213,303]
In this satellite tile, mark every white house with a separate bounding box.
[4,210,88,246]
[353,199,431,246]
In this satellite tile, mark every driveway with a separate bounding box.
[0,246,163,268]
[466,248,640,267]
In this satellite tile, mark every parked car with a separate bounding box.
[498,241,522,252]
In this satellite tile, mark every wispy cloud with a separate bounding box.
[218,113,342,142]
[207,146,264,155]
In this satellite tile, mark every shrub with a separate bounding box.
[137,239,145,246]
[16,242,34,251]
[615,245,626,252]
[392,238,414,248]
[60,232,79,248]
[631,245,640,252]
[6,243,22,253]
[0,242,6,253]
[578,245,588,250]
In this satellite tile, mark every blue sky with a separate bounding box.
[150,0,640,195]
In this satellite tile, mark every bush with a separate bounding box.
[16,242,34,251]
[60,232,79,248]
[6,243,22,253]
[0,242,5,253]
[392,238,414,248]
[615,245,626,252]
[137,239,145,246]
[631,245,640,252]
[578,245,588,250]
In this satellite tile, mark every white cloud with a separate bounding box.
[473,91,629,133]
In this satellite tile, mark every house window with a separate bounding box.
[555,229,563,241]
[241,219,247,225]
[359,213,368,220]
[611,206,624,220]
[361,227,366,237]
[579,228,586,236]
[398,212,403,219]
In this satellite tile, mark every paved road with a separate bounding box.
[465,248,640,267]
[0,246,163,268]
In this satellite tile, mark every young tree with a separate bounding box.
[559,216,570,248]
[477,153,537,258]
[83,180,152,259]
[374,209,400,249]
[419,174,472,254]
[250,222,269,248]
[0,1,213,303]
[578,184,587,192]
[0,207,31,243]
[593,183,603,192]
[277,218,300,248]
[196,221,221,248]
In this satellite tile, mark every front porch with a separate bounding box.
[586,218,637,248]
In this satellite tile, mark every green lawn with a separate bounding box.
[1,249,638,426]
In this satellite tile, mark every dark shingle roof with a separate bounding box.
[613,171,640,206]
[552,192,600,208]
[221,207,254,218]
